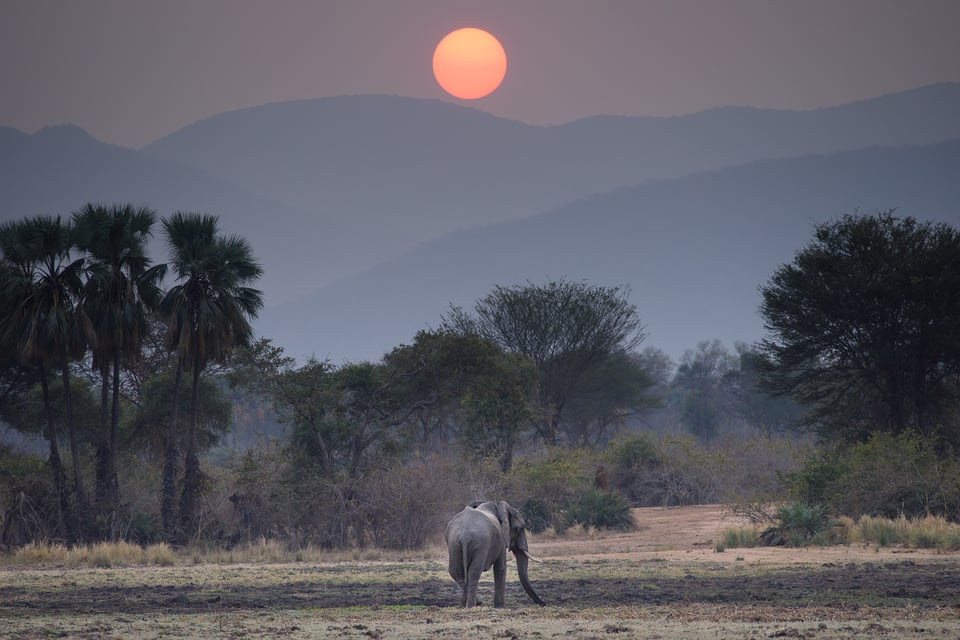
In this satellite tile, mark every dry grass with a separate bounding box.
[2,506,959,640]
[720,511,960,551]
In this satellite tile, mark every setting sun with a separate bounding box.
[432,27,507,100]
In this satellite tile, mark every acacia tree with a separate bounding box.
[446,279,645,446]
[72,203,165,513]
[760,212,960,447]
[160,212,263,540]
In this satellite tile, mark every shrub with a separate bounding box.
[789,432,960,521]
[518,497,553,534]
[0,448,58,547]
[760,503,836,547]
[566,489,635,530]
[361,453,466,549]
[720,436,808,519]
[502,449,593,531]
[605,433,721,507]
[785,448,848,506]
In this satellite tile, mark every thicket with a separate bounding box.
[6,210,960,553]
[785,431,960,521]
[1,432,807,550]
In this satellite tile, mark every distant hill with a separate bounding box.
[258,138,960,364]
[2,84,959,363]
[141,84,960,286]
[0,125,351,305]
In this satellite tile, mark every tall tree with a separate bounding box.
[671,340,737,440]
[446,279,645,445]
[0,216,92,540]
[458,350,538,472]
[561,350,657,448]
[380,330,514,448]
[72,203,166,513]
[160,212,263,540]
[760,212,960,446]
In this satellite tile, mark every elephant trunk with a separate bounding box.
[513,549,546,606]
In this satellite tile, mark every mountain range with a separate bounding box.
[2,83,959,364]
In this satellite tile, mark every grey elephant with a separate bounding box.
[445,500,546,608]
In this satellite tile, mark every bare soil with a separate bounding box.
[2,505,959,639]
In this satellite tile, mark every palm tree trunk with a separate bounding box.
[61,361,89,536]
[108,350,121,508]
[179,349,202,540]
[94,363,110,509]
[161,361,183,541]
[40,366,73,543]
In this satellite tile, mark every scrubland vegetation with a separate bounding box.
[3,206,960,639]
[3,208,960,555]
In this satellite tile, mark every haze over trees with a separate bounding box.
[3,205,960,550]
[4,86,960,365]
[444,280,652,448]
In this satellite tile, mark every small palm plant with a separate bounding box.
[760,502,835,546]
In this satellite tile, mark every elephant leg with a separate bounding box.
[465,561,484,607]
[448,543,468,606]
[493,555,507,608]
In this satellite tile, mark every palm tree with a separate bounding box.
[0,216,92,541]
[160,212,263,540]
[72,203,166,513]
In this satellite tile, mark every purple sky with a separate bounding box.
[3,0,959,148]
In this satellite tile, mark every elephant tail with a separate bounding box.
[461,540,473,578]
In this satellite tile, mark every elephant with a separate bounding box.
[445,500,546,608]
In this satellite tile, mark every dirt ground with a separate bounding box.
[2,505,959,639]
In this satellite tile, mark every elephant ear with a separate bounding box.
[496,501,511,550]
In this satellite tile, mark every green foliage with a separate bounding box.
[1,373,100,440]
[786,432,960,521]
[507,449,592,505]
[834,432,960,519]
[560,350,658,448]
[517,497,553,534]
[760,503,836,547]
[760,211,960,448]
[281,360,402,480]
[672,340,737,440]
[605,432,721,507]
[446,279,647,447]
[606,432,660,473]
[565,489,635,530]
[131,368,232,452]
[459,351,538,472]
[0,447,57,547]
[785,448,849,506]
[502,449,593,532]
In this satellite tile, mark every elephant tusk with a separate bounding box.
[517,548,542,563]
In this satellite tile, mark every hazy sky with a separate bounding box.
[3,0,959,148]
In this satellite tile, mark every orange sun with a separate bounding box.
[432,27,507,100]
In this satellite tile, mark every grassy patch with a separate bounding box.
[719,511,960,551]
